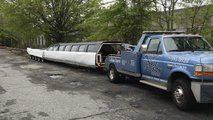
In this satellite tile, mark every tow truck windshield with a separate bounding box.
[164,37,212,52]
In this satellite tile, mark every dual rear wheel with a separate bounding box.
[108,65,124,83]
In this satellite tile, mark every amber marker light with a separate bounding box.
[195,71,213,76]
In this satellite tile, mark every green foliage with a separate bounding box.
[0,0,89,46]
[0,0,212,47]
[176,1,212,32]
[174,1,213,43]
[20,0,86,43]
[0,0,43,47]
[79,0,152,44]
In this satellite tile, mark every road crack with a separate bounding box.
[69,107,130,120]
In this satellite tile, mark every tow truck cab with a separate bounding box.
[105,31,213,110]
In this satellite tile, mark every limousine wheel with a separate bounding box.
[108,65,120,83]
[172,79,195,111]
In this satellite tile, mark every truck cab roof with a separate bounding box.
[142,31,202,38]
[162,34,201,38]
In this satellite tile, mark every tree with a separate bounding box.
[0,0,40,47]
[0,0,89,46]
[176,0,213,34]
[23,0,86,43]
[76,0,102,41]
[80,0,152,44]
[152,0,180,30]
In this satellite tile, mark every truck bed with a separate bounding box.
[105,51,141,77]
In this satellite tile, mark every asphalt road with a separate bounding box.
[0,49,213,120]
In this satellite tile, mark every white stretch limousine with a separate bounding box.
[27,41,124,68]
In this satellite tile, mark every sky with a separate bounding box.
[102,0,212,10]
[102,0,114,3]
[102,0,115,7]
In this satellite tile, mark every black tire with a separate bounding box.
[172,78,195,111]
[119,74,126,81]
[108,65,120,83]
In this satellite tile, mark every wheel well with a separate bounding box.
[109,63,115,68]
[168,72,191,91]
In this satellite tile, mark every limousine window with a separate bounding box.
[87,45,99,52]
[71,45,79,52]
[47,47,53,51]
[65,45,72,51]
[53,45,59,51]
[79,45,86,52]
[59,45,65,51]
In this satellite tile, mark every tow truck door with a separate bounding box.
[141,37,167,88]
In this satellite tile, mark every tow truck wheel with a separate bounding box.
[108,65,120,83]
[172,79,195,111]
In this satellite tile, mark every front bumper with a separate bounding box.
[191,82,213,103]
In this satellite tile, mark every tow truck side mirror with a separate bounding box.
[140,44,147,53]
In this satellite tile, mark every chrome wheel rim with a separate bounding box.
[174,86,184,104]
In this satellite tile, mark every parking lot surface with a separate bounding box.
[0,49,213,120]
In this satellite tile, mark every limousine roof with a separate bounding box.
[56,41,122,46]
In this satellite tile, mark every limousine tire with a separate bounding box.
[32,56,35,60]
[172,78,195,111]
[108,65,120,83]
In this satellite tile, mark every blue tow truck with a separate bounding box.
[105,31,213,110]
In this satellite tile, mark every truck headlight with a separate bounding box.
[195,64,213,76]
[203,64,213,72]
